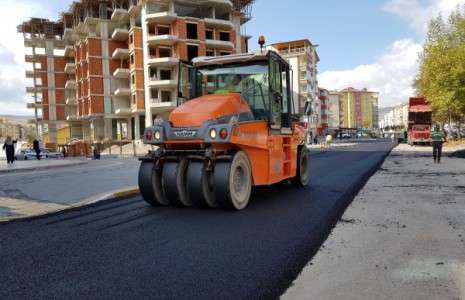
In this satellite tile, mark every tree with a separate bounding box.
[413,5,465,132]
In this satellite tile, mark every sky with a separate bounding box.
[1,0,464,116]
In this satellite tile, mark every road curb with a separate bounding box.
[0,187,140,223]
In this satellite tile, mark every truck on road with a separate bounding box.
[407,96,432,146]
[138,43,311,210]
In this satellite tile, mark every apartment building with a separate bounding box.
[0,119,21,141]
[340,87,379,130]
[327,90,342,131]
[19,0,255,145]
[268,40,319,132]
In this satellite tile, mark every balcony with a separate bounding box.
[25,70,38,78]
[66,115,78,121]
[205,39,234,50]
[148,98,176,109]
[204,18,233,29]
[148,79,177,89]
[147,35,178,46]
[114,88,131,97]
[63,28,74,41]
[146,12,177,24]
[111,8,127,21]
[115,108,132,115]
[64,45,75,57]
[27,102,40,109]
[112,48,130,60]
[26,86,41,93]
[128,4,141,16]
[147,57,179,67]
[64,63,76,74]
[66,97,77,105]
[113,68,130,78]
[65,80,76,90]
[25,55,36,63]
[112,28,129,41]
[204,0,232,7]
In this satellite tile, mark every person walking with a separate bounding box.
[430,125,446,164]
[2,136,18,164]
[33,139,41,160]
[325,133,333,148]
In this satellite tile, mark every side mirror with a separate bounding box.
[304,101,312,116]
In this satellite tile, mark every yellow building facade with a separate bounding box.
[340,87,378,129]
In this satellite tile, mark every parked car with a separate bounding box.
[338,133,351,139]
[41,148,63,159]
[15,148,46,160]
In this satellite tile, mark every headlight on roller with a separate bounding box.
[209,128,217,139]
[154,130,161,140]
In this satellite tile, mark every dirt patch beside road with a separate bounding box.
[282,143,465,300]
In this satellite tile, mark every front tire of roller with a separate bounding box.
[138,161,169,206]
[290,146,310,187]
[214,151,252,210]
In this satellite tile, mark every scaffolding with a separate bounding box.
[17,18,64,39]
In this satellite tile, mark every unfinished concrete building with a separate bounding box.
[19,0,255,145]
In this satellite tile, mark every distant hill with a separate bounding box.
[0,115,34,127]
[378,107,394,117]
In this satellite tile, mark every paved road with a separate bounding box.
[1,140,464,300]
[0,140,393,299]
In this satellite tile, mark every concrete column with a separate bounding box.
[134,114,141,140]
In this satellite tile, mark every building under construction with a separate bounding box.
[18,0,255,145]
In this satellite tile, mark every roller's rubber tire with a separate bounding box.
[138,161,169,206]
[187,161,218,208]
[162,157,192,207]
[290,146,310,187]
[214,151,252,210]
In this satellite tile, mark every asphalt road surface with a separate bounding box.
[0,140,394,299]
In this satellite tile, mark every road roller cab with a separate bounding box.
[139,48,311,210]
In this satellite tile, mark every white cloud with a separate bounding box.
[319,39,422,108]
[0,0,69,116]
[382,0,465,37]
[319,0,465,108]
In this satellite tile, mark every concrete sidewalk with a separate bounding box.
[0,157,88,173]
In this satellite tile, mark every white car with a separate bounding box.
[15,148,46,160]
[41,148,64,159]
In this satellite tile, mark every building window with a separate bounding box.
[129,33,133,44]
[150,68,157,79]
[161,91,171,103]
[219,51,230,56]
[160,69,171,80]
[206,49,214,56]
[130,54,134,64]
[132,94,136,105]
[159,47,171,58]
[219,31,230,41]
[186,23,198,39]
[205,29,214,39]
[151,89,159,99]
[131,74,135,85]
[158,26,170,35]
[187,45,198,61]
